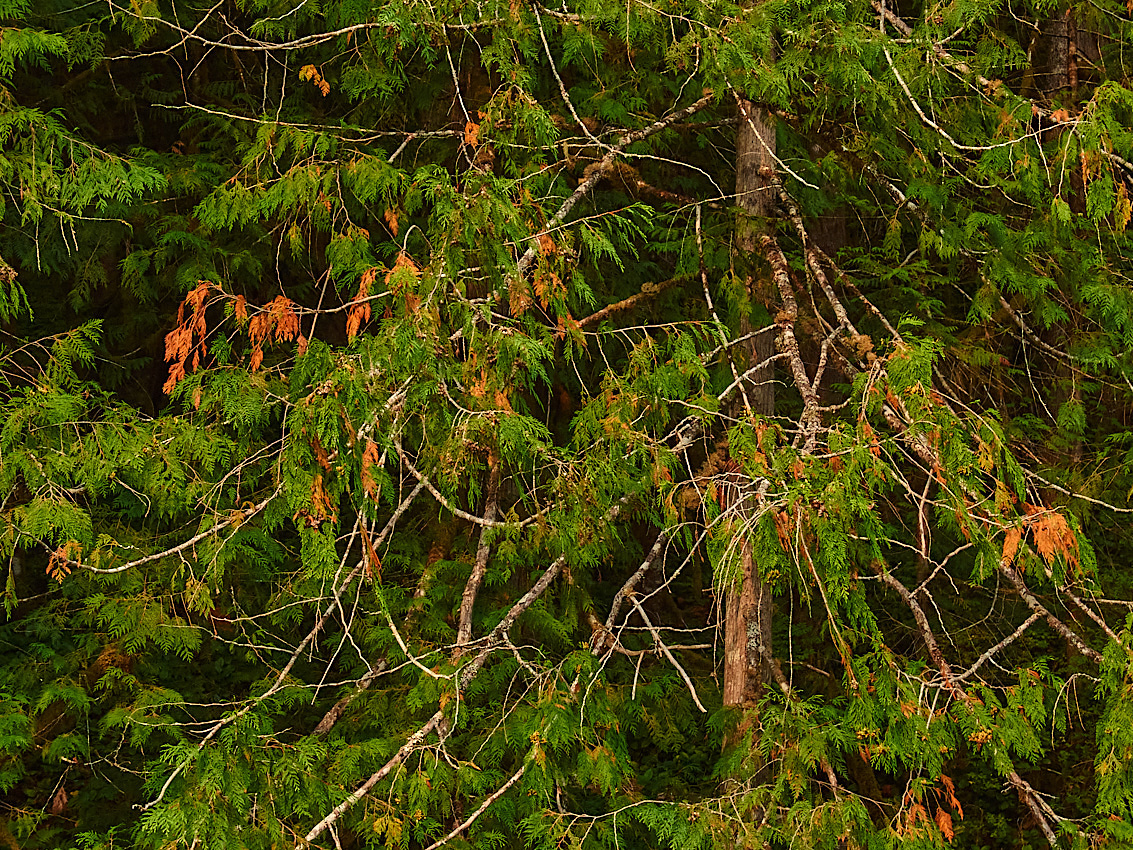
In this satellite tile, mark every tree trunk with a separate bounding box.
[723,98,777,710]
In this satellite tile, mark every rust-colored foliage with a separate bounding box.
[383,207,400,236]
[1023,504,1079,570]
[361,439,382,497]
[294,474,337,529]
[163,282,212,394]
[1001,526,1022,567]
[248,296,300,371]
[347,268,377,340]
[299,64,331,96]
[47,539,82,582]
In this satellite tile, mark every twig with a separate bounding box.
[760,232,823,449]
[956,614,1042,682]
[420,765,526,850]
[515,92,716,277]
[603,533,668,636]
[628,595,707,712]
[82,488,279,574]
[577,275,690,328]
[399,447,531,529]
[457,458,502,648]
[998,561,1103,663]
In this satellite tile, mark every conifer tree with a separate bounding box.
[0,0,1132,848]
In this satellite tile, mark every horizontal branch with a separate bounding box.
[578,276,690,328]
[81,487,279,574]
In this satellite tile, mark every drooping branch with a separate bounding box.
[142,480,426,813]
[302,708,448,846]
[878,567,1065,848]
[79,487,279,574]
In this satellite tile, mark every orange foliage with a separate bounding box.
[248,295,300,371]
[163,282,212,394]
[361,440,382,497]
[1023,504,1079,570]
[347,268,377,340]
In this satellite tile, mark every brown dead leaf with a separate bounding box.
[773,510,793,551]
[935,808,954,841]
[1031,511,1078,568]
[346,302,370,339]
[555,313,581,342]
[470,369,488,399]
[509,276,532,316]
[941,774,964,819]
[464,120,480,147]
[361,440,382,498]
[311,435,332,471]
[385,252,421,291]
[383,208,400,236]
[49,785,69,815]
[861,421,881,458]
[163,282,212,393]
[1001,526,1021,568]
[299,64,330,96]
[47,540,82,582]
[359,520,382,582]
[307,474,337,526]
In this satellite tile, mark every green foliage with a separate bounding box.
[0,0,1132,847]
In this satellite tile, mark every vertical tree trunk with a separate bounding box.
[723,98,777,710]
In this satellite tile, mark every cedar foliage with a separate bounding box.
[0,0,1131,848]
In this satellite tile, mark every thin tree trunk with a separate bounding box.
[723,97,777,709]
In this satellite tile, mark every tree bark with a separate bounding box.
[723,97,777,709]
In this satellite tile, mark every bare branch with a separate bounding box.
[457,458,502,649]
[420,765,526,850]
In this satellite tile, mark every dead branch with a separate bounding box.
[515,92,716,277]
[420,765,527,850]
[457,458,502,649]
[578,275,689,328]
